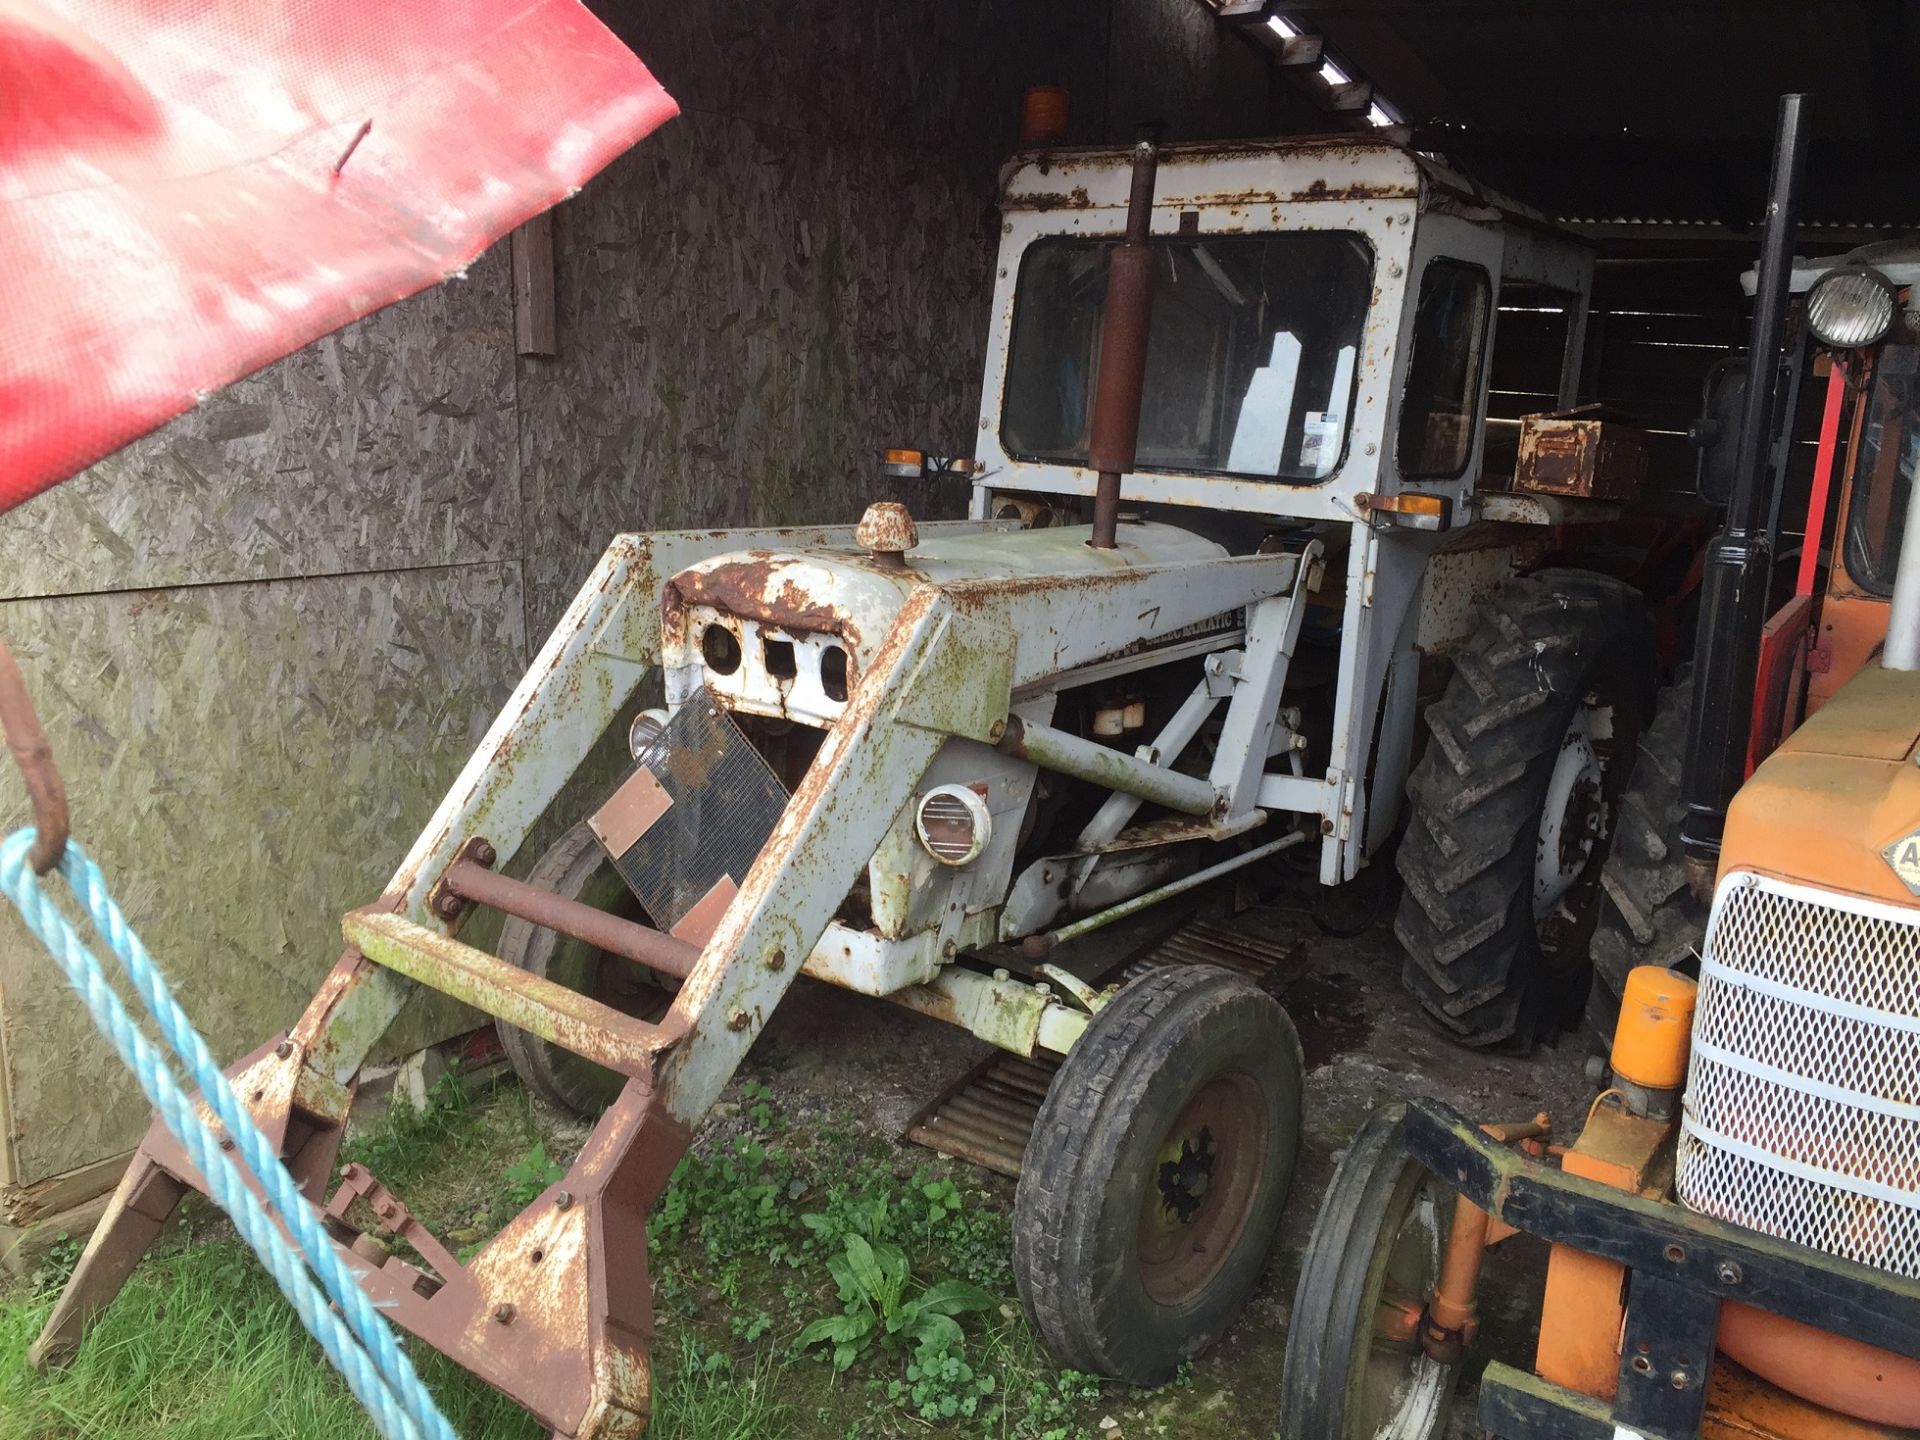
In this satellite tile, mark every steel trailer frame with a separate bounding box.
[1402,1100,1920,1439]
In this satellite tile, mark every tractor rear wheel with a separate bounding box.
[1013,964,1304,1384]
[495,820,672,1116]
[1587,667,1706,1039]
[1277,1104,1461,1440]
[1395,570,1655,1049]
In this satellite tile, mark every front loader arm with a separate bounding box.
[305,521,999,1088]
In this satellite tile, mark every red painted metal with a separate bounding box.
[0,0,677,512]
[1797,361,1851,598]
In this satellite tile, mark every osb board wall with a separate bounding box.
[0,0,1302,1188]
[0,567,523,1184]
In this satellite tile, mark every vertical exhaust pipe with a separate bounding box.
[1088,140,1160,549]
[1679,93,1808,878]
[1884,473,1920,670]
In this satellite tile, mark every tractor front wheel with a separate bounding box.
[1395,570,1655,1048]
[1012,965,1304,1384]
[495,820,672,1116]
[1277,1104,1462,1440]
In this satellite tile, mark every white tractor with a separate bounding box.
[40,135,1673,1438]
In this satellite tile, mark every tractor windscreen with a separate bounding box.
[1845,325,1917,597]
[1001,232,1374,483]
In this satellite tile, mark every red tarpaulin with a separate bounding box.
[0,0,678,512]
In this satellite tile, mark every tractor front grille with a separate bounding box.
[1677,871,1920,1277]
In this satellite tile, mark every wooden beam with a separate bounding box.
[1325,79,1374,113]
[1269,33,1326,66]
[510,210,557,358]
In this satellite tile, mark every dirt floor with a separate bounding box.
[722,861,1598,1439]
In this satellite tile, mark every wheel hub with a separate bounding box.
[1155,1126,1217,1223]
[1534,703,1611,924]
[1134,1073,1266,1306]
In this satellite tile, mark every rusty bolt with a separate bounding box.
[275,1040,294,1060]
[855,502,918,569]
[726,1008,751,1032]
[555,1190,572,1211]
[473,839,497,868]
[766,948,786,972]
[1319,818,1335,836]
[493,1303,516,1325]
[219,1136,235,1152]
[987,718,1006,742]
[433,889,464,921]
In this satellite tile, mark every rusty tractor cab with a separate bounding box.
[1278,98,1920,1440]
[38,135,1717,1433]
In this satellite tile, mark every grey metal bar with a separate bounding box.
[998,714,1216,816]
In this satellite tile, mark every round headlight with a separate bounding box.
[628,707,669,766]
[915,784,992,867]
[1807,265,1899,349]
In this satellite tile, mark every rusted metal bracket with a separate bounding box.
[0,640,68,875]
[426,834,498,925]
[325,1161,466,1286]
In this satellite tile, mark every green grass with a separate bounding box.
[0,1071,1268,1440]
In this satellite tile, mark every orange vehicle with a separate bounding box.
[1278,104,1920,1440]
[1588,238,1920,1030]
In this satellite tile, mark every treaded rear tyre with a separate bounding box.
[1395,569,1656,1049]
[1587,667,1705,1038]
[1013,964,1304,1384]
[1277,1105,1460,1440]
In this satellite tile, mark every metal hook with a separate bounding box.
[0,642,68,874]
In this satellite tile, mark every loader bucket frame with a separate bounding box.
[34,520,1304,1437]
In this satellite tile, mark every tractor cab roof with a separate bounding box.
[1000,134,1571,242]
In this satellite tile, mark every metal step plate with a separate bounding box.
[904,920,1300,1177]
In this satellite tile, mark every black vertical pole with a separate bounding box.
[1679,93,1809,881]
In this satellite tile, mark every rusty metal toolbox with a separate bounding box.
[1513,406,1651,500]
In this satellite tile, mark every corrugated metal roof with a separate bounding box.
[1267,0,1920,227]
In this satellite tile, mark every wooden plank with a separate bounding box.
[511,211,557,358]
[0,1188,117,1279]
[1,1150,131,1227]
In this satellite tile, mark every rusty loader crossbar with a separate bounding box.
[33,518,1308,1437]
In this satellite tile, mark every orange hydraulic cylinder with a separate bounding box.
[1612,966,1697,1089]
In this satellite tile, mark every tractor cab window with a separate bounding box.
[1845,326,1918,597]
[1396,259,1493,479]
[1000,232,1374,483]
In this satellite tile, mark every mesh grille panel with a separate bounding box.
[1677,873,1920,1277]
[599,697,788,933]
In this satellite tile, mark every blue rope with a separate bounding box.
[0,829,457,1440]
